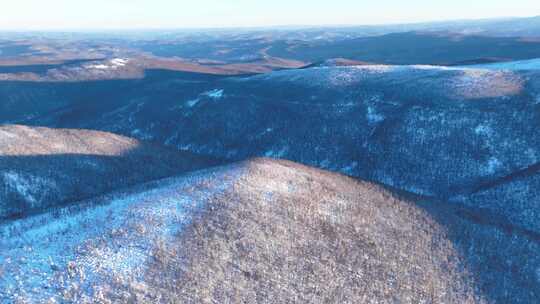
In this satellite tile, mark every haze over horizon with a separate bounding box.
[1,0,539,31]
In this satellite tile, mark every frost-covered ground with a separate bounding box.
[0,164,244,303]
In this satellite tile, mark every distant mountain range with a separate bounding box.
[1,16,540,81]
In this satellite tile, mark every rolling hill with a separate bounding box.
[2,158,538,303]
[265,32,540,65]
[0,124,219,219]
[8,64,540,237]
[3,17,540,83]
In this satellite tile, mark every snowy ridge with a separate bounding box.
[87,58,129,70]
[0,163,245,303]
[243,64,523,97]
[470,58,540,71]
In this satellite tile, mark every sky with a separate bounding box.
[1,0,539,30]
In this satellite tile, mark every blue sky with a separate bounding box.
[1,0,539,30]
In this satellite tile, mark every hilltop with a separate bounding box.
[2,158,538,303]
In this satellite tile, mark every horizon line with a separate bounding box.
[0,15,537,33]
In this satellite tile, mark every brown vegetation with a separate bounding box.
[143,158,481,303]
[6,158,539,303]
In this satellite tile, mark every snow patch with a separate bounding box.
[320,159,331,168]
[87,58,129,70]
[0,129,17,139]
[186,98,200,107]
[460,69,492,83]
[366,106,384,124]
[203,89,224,99]
[90,64,109,70]
[131,128,153,141]
[356,65,396,73]
[265,146,289,158]
[257,128,274,138]
[409,65,454,71]
[2,171,37,204]
[472,58,540,71]
[474,124,493,136]
[342,162,359,175]
[110,58,128,67]
[1,171,57,206]
[484,157,502,175]
[526,148,538,163]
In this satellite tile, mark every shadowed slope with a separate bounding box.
[0,125,220,219]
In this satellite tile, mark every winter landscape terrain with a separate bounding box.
[1,15,540,303]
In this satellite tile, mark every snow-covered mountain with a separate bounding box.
[2,60,540,302]
[1,158,538,303]
[2,17,540,304]
[12,64,540,235]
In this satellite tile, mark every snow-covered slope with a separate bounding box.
[0,163,242,303]
[1,158,538,303]
[0,125,219,219]
[470,58,540,70]
[20,64,540,235]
